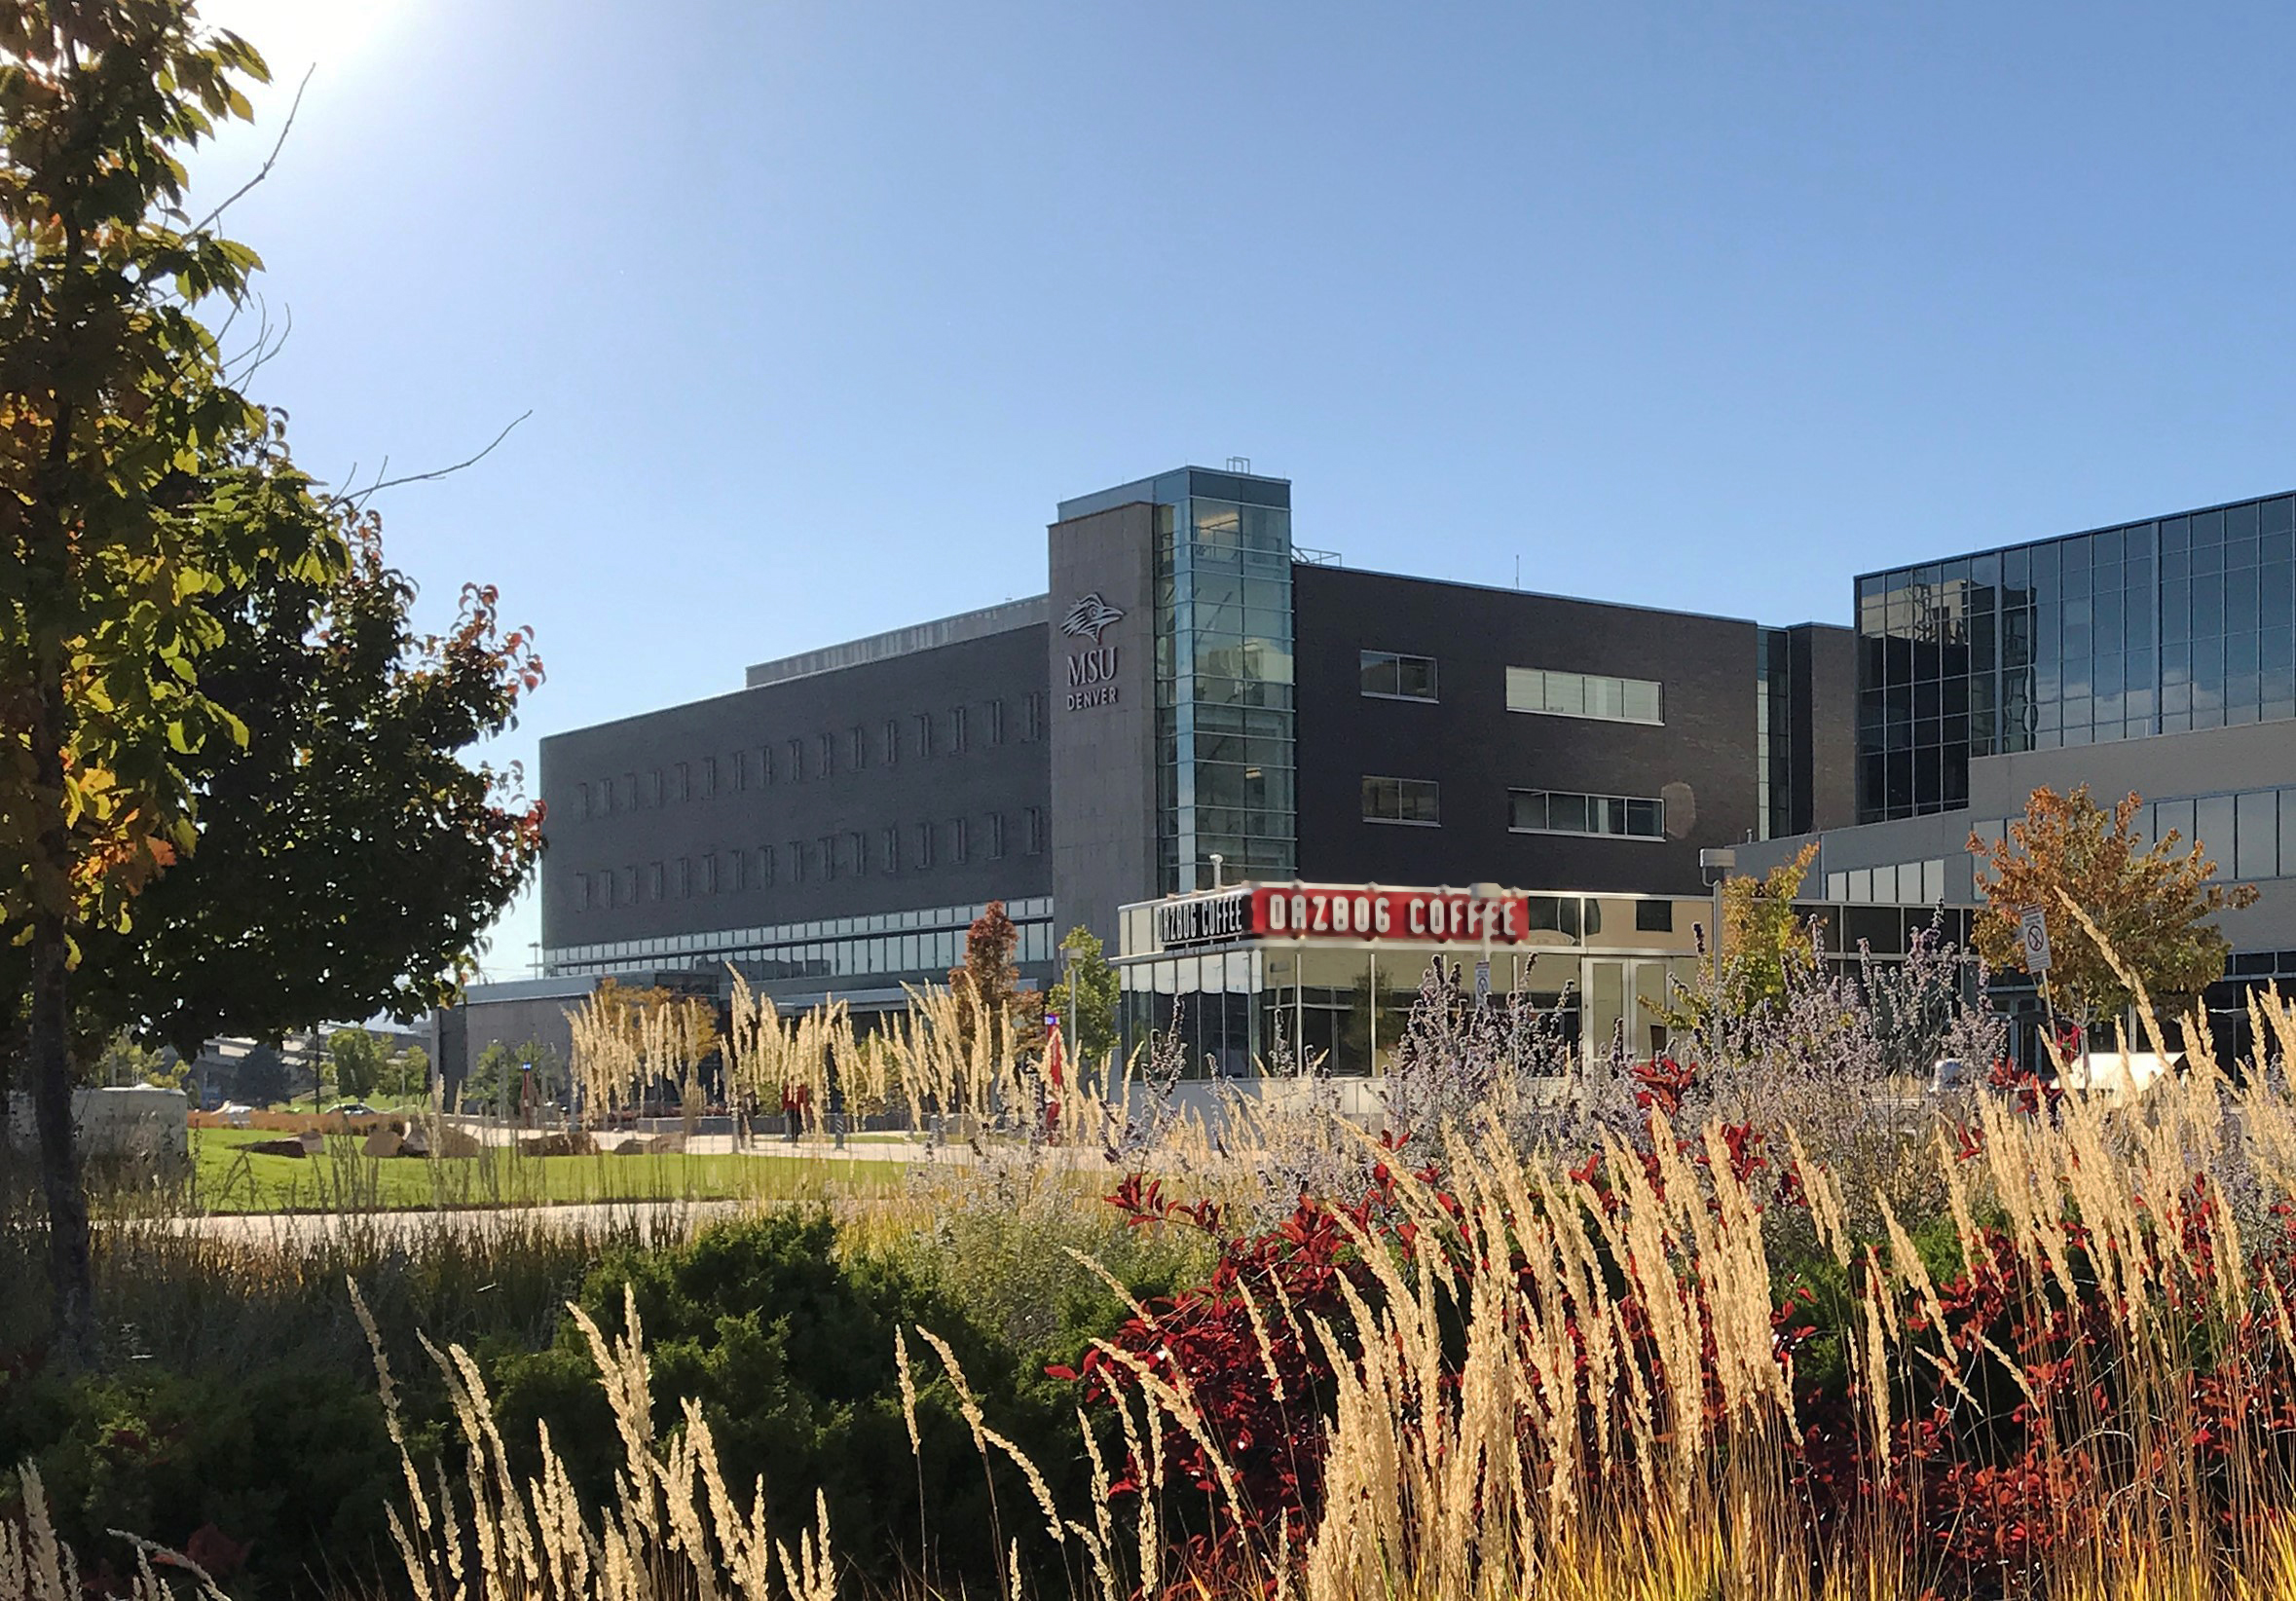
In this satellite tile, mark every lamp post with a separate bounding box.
[1208,852,1226,891]
[1698,847,1737,995]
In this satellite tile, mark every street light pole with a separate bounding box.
[1698,848,1737,996]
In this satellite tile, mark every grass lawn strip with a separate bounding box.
[189,1127,907,1213]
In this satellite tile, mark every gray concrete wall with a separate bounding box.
[1047,502,1160,952]
[1740,716,2296,950]
[1968,719,2296,820]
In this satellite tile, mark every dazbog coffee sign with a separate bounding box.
[1156,884,1536,949]
[1155,888,1252,949]
[1059,591,1124,710]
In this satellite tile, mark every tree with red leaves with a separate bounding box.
[948,899,1039,1052]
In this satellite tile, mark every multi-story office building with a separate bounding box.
[1737,488,2296,1056]
[443,465,1858,1084]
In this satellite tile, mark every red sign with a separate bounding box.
[1156,885,1536,947]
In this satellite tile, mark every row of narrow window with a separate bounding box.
[573,810,1047,910]
[1360,651,1668,726]
[1360,776,1667,839]
[574,693,1048,820]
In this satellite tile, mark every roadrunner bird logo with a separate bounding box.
[1060,592,1126,643]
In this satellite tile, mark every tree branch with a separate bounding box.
[343,412,534,506]
[184,65,315,241]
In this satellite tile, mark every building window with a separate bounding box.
[821,834,841,879]
[1022,691,1045,741]
[882,826,900,874]
[1504,667,1664,726]
[575,874,592,910]
[987,812,1006,859]
[988,699,1006,745]
[730,850,747,892]
[787,738,804,782]
[1360,650,1438,701]
[788,840,806,883]
[673,763,690,802]
[850,726,866,770]
[621,865,637,904]
[599,776,614,815]
[818,732,835,778]
[1026,807,1046,854]
[678,858,693,898]
[1361,775,1441,826]
[575,783,591,820]
[915,713,935,759]
[701,756,717,798]
[950,706,968,754]
[757,845,776,887]
[916,821,935,869]
[951,816,969,863]
[1508,789,1665,838]
[849,831,869,875]
[644,769,663,807]
[648,861,665,900]
[1635,899,1674,932]
[884,718,901,765]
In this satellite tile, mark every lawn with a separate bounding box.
[187,1127,912,1213]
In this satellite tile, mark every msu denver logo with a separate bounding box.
[1060,592,1126,644]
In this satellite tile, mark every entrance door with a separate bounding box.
[1583,958,1676,1063]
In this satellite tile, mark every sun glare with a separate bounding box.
[197,0,421,84]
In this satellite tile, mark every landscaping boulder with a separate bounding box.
[514,1131,595,1158]
[396,1121,483,1159]
[245,1129,322,1159]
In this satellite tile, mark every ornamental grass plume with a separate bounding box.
[57,925,2296,1601]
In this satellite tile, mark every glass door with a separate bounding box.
[1582,958,1677,1063]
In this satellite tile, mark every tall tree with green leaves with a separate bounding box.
[1660,841,1822,1035]
[324,1026,389,1101]
[56,512,544,1061]
[1971,784,2258,1027]
[2,0,348,1355]
[1042,924,1118,1065]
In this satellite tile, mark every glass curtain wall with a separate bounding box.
[1155,473,1298,891]
[1857,492,2296,822]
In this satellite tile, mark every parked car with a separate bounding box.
[215,1101,254,1128]
[331,1100,379,1117]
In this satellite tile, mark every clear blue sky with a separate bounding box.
[186,0,2296,982]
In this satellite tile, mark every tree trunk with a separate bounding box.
[29,662,94,1364]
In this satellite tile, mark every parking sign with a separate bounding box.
[2018,907,2052,974]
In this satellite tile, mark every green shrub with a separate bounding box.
[0,1360,404,1599]
[486,1208,1088,1587]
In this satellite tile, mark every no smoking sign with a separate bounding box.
[2018,907,2053,974]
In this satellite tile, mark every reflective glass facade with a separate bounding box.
[1155,474,1297,890]
[1857,491,2296,821]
